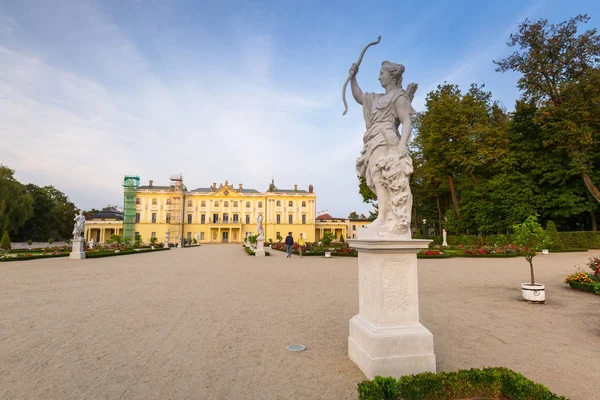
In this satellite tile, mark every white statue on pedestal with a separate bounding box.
[72,211,86,239]
[256,214,264,238]
[442,229,448,246]
[88,238,95,249]
[348,58,417,238]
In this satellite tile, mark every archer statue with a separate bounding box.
[343,36,417,239]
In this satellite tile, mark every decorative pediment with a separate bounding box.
[212,181,241,197]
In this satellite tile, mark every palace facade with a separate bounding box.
[85,175,357,245]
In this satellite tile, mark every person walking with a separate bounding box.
[298,233,305,258]
[285,232,294,258]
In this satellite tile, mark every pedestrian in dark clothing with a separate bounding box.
[285,232,294,258]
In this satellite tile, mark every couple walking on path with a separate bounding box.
[285,232,305,258]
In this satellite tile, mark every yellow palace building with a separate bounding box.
[85,175,349,245]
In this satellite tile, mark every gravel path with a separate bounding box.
[0,246,598,399]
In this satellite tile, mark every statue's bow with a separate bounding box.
[342,35,381,116]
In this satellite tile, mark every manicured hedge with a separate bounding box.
[241,245,270,256]
[358,367,568,400]
[85,248,170,258]
[432,231,600,250]
[0,253,69,262]
[567,281,600,295]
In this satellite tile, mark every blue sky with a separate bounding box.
[1,0,599,217]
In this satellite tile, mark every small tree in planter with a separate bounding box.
[48,238,54,245]
[134,233,142,247]
[26,239,33,250]
[513,215,550,303]
[321,232,335,246]
[276,234,283,243]
[149,237,158,246]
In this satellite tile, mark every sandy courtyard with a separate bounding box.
[1,246,598,399]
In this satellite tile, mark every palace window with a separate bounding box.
[201,201,206,207]
[233,201,238,207]
[135,231,139,238]
[187,232,192,240]
[188,200,192,207]
[201,214,206,224]
[152,198,157,205]
[258,202,263,208]
[276,232,281,239]
[214,201,219,207]
[166,213,171,223]
[200,232,205,240]
[151,232,156,238]
[213,231,217,240]
[288,215,293,224]
[276,200,281,207]
[213,214,219,223]
[302,215,306,224]
[223,213,229,222]
[136,198,141,205]
[233,214,239,223]
[151,213,156,223]
[135,213,140,223]
[276,214,281,224]
[224,201,229,207]
[302,201,306,207]
[246,201,250,207]
[187,214,192,224]
[288,201,293,207]
[245,215,250,224]
[352,225,356,231]
[166,199,172,205]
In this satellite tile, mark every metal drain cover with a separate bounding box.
[286,344,307,352]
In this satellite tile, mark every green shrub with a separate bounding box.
[1,231,11,252]
[545,221,562,250]
[48,238,54,244]
[110,234,122,244]
[321,232,335,246]
[26,239,33,246]
[340,234,345,243]
[358,367,568,400]
[587,231,600,249]
[134,233,142,247]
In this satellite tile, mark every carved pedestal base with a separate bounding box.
[69,239,86,260]
[347,237,435,379]
[255,236,265,257]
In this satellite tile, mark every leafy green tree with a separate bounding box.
[348,211,360,219]
[134,233,142,247]
[0,166,33,235]
[495,14,600,203]
[512,216,550,285]
[339,234,345,243]
[1,231,11,252]
[110,234,122,244]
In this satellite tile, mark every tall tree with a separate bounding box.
[0,166,33,235]
[494,14,600,202]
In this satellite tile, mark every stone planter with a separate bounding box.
[325,251,331,258]
[522,283,545,303]
[541,249,549,255]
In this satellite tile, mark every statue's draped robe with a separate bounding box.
[356,89,416,235]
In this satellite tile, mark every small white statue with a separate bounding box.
[72,210,85,239]
[165,231,170,242]
[194,232,199,242]
[442,229,448,246]
[256,214,264,237]
[88,238,95,249]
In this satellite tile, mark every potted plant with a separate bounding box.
[513,215,550,303]
[27,239,33,250]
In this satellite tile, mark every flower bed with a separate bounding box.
[563,257,600,295]
[358,367,568,400]
[241,244,269,256]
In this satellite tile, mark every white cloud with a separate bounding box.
[0,1,373,217]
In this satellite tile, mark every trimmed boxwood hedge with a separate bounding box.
[85,248,169,258]
[358,367,568,400]
[241,245,270,256]
[567,280,600,295]
[0,253,69,262]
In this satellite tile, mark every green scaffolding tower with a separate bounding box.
[123,175,140,242]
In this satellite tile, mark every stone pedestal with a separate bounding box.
[255,235,265,257]
[69,238,86,260]
[347,237,435,379]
